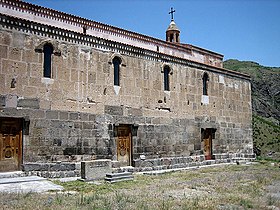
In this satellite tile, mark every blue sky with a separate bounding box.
[26,0,280,67]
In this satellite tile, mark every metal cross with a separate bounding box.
[169,7,175,20]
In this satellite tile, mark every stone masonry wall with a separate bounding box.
[0,14,254,175]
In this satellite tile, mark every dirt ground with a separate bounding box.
[0,161,279,210]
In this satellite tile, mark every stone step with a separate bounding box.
[105,172,133,183]
[105,177,134,183]
[0,171,26,179]
[106,172,132,178]
[0,176,46,185]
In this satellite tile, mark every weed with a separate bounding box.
[266,195,280,207]
[54,193,63,205]
[240,198,253,209]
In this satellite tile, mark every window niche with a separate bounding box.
[202,72,209,96]
[163,65,171,91]
[35,41,61,79]
[201,72,210,105]
[43,43,53,78]
[113,56,121,86]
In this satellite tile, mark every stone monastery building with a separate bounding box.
[0,0,254,177]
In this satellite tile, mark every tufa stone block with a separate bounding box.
[46,110,59,119]
[104,105,123,116]
[5,94,17,108]
[18,98,39,109]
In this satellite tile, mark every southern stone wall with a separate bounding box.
[0,13,254,176]
[0,103,198,162]
[0,102,253,164]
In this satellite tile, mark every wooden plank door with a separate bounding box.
[203,128,212,160]
[0,118,22,172]
[117,126,132,166]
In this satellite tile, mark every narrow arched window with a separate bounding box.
[202,73,209,95]
[164,66,170,91]
[43,44,53,78]
[113,57,121,86]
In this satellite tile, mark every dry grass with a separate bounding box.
[0,162,279,210]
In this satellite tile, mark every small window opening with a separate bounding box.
[11,78,16,88]
[83,27,87,34]
[164,66,170,91]
[170,35,173,43]
[43,43,53,78]
[176,34,179,42]
[113,57,121,86]
[202,73,209,95]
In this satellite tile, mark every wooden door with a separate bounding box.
[117,126,132,166]
[203,128,212,160]
[0,118,22,172]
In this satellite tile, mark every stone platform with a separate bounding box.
[0,172,64,193]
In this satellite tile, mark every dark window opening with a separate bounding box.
[176,34,179,42]
[202,73,209,95]
[170,35,173,43]
[43,44,53,78]
[113,57,121,86]
[164,66,170,91]
[83,27,87,34]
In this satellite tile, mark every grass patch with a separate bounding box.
[1,164,280,209]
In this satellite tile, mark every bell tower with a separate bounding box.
[166,7,180,43]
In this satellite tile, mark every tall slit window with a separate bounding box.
[113,57,121,86]
[164,66,170,91]
[43,43,54,78]
[202,73,209,95]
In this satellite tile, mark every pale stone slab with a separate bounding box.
[0,176,63,193]
[201,95,209,104]
[0,176,45,184]
[5,94,17,108]
[0,180,63,193]
[81,159,112,181]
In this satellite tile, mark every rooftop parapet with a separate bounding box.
[0,0,224,68]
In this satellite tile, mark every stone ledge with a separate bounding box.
[24,170,80,178]
[23,162,76,172]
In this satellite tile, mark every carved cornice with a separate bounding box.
[0,13,250,81]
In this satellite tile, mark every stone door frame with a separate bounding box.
[201,128,214,160]
[0,117,23,172]
[115,124,132,166]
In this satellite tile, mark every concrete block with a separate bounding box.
[81,159,112,180]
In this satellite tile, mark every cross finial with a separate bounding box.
[169,7,175,21]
